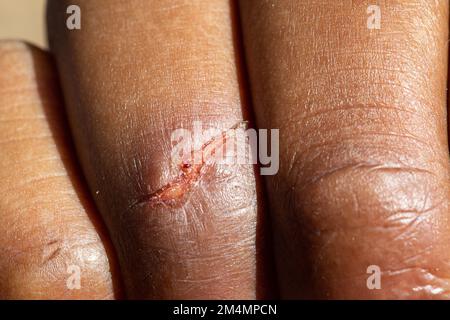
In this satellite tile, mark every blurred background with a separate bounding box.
[0,0,47,48]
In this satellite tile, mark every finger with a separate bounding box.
[240,0,450,298]
[47,0,273,298]
[0,41,120,299]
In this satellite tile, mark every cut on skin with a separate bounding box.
[131,121,247,208]
[47,0,274,299]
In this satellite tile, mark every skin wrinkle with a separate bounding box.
[285,139,445,200]
[240,0,450,298]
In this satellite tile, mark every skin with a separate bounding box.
[46,0,272,299]
[240,0,450,298]
[0,41,119,299]
[0,0,448,299]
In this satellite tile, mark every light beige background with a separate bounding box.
[0,0,47,48]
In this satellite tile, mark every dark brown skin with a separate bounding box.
[0,0,448,299]
[46,0,272,299]
[240,0,450,298]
